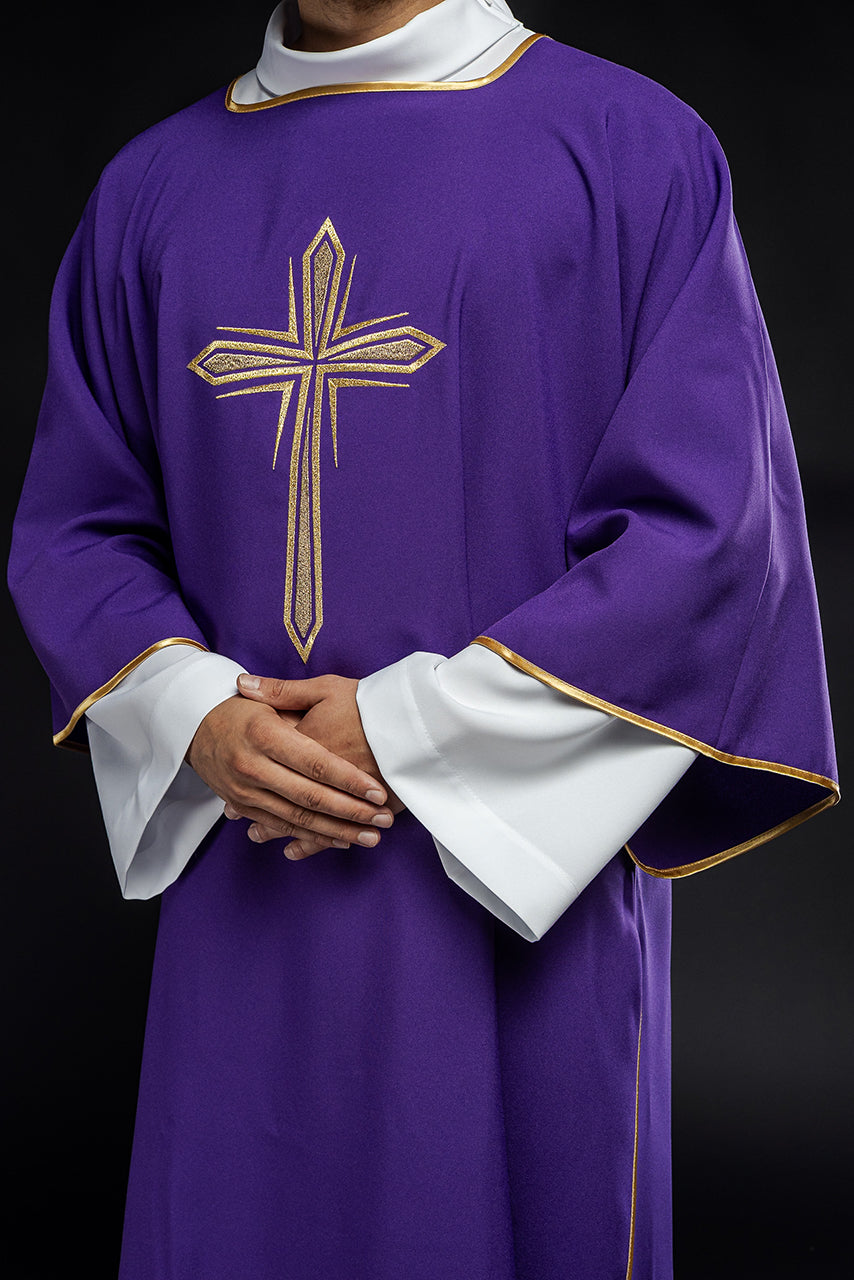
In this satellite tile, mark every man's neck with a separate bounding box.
[289,0,446,53]
[230,0,529,107]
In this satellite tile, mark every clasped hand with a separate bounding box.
[186,673,403,860]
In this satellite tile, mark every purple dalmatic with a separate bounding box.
[9,35,837,1280]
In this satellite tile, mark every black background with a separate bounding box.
[3,2,851,1276]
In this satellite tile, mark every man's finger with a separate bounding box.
[235,795,382,846]
[248,821,348,853]
[285,839,336,860]
[237,673,329,711]
[256,716,388,809]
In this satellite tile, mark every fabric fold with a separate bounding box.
[8,182,210,749]
[476,112,838,875]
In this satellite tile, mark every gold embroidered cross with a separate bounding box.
[188,218,444,662]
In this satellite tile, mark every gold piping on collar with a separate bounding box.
[471,635,840,877]
[53,638,209,748]
[225,32,545,113]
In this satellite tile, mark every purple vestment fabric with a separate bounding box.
[9,36,836,1279]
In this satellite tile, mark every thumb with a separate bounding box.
[237,673,327,710]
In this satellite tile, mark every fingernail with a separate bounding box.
[357,830,380,847]
[285,844,302,860]
[371,813,393,828]
[238,674,260,691]
[332,840,350,849]
[365,788,385,804]
[247,827,261,842]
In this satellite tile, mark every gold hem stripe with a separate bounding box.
[626,1009,642,1280]
[224,33,545,113]
[53,638,209,747]
[625,795,838,879]
[471,636,840,878]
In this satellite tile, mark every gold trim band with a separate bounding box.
[625,796,837,879]
[625,1008,642,1280]
[471,637,839,791]
[471,636,840,878]
[53,638,209,747]
[225,33,545,113]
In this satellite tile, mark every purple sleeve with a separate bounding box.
[8,173,208,749]
[476,117,838,875]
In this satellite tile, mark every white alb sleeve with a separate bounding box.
[85,645,247,899]
[356,645,697,943]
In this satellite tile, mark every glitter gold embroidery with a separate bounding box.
[188,219,445,661]
[204,352,287,374]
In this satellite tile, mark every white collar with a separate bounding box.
[231,0,530,105]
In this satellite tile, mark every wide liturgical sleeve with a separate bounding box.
[475,120,838,876]
[8,180,209,749]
